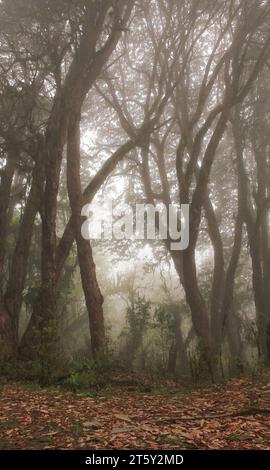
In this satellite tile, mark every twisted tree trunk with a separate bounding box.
[67,114,106,357]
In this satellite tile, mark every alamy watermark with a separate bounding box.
[81,200,189,251]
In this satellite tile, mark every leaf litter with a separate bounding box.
[0,371,270,450]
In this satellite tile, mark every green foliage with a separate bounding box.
[119,297,191,376]
[64,366,99,391]
[21,318,61,386]
[61,358,112,392]
[122,295,151,365]
[126,296,151,337]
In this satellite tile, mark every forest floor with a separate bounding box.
[0,370,270,450]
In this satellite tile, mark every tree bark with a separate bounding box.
[1,146,45,358]
[67,114,106,357]
[0,153,16,357]
[232,112,268,359]
[0,153,16,297]
[23,1,135,362]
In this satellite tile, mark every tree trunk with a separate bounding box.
[204,191,225,355]
[0,153,16,357]
[180,109,231,374]
[232,113,268,359]
[67,114,106,358]
[173,310,189,374]
[20,3,134,362]
[2,146,45,357]
[0,154,16,297]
